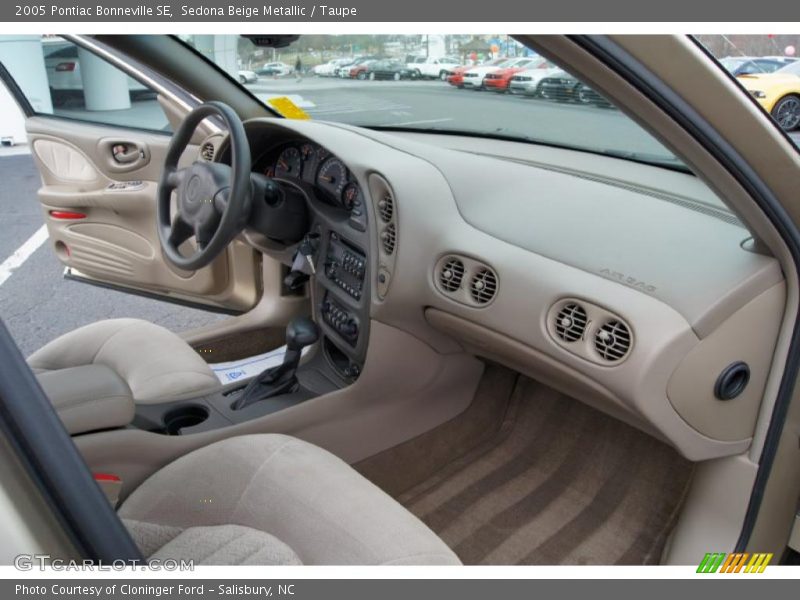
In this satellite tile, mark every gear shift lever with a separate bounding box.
[232,317,319,410]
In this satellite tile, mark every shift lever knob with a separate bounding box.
[286,316,319,352]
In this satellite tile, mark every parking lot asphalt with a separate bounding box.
[1,77,799,356]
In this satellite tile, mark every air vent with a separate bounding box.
[439,257,465,292]
[378,192,394,223]
[381,224,396,255]
[595,320,632,361]
[200,141,215,162]
[555,303,587,342]
[470,268,498,304]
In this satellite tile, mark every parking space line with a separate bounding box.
[0,225,48,288]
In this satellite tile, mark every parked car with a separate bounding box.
[484,57,548,92]
[538,70,613,107]
[313,58,351,77]
[337,56,378,78]
[311,60,335,77]
[461,57,536,90]
[255,61,291,77]
[508,65,563,96]
[406,55,462,80]
[43,40,148,103]
[446,59,507,88]
[365,60,417,81]
[738,60,800,130]
[718,56,795,76]
[237,70,258,84]
[350,60,379,80]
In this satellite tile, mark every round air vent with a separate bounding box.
[470,268,498,304]
[378,192,394,223]
[438,257,465,292]
[381,224,396,255]
[200,141,215,162]
[595,320,632,361]
[555,303,587,342]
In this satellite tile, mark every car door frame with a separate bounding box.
[0,35,264,315]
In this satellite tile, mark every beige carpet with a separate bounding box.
[396,377,694,565]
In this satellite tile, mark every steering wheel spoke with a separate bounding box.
[165,167,188,190]
[194,220,215,248]
[168,213,193,247]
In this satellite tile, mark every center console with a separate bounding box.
[129,178,374,437]
[310,196,372,382]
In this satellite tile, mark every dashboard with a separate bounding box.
[208,117,787,463]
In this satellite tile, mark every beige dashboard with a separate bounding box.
[210,117,786,462]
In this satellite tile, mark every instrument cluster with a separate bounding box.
[256,142,363,214]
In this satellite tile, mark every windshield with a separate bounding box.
[180,34,686,172]
[775,60,800,75]
[719,57,750,71]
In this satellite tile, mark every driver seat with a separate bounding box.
[27,318,220,404]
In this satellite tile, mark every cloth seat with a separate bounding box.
[27,318,220,404]
[118,434,461,565]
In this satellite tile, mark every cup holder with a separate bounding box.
[162,404,209,435]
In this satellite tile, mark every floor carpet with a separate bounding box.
[396,376,694,565]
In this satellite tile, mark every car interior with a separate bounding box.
[1,33,800,566]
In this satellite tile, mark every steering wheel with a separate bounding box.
[157,101,252,271]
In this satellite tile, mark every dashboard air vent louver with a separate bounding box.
[381,224,396,255]
[554,303,587,342]
[200,142,215,162]
[470,268,498,304]
[595,320,632,361]
[378,192,394,223]
[439,257,465,292]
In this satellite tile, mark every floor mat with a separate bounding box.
[398,377,694,565]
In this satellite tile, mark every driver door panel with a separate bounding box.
[27,115,261,313]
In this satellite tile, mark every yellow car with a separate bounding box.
[738,61,800,131]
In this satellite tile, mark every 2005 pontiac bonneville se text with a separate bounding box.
[14,4,358,18]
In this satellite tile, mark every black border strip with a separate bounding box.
[0,318,143,562]
[570,35,800,552]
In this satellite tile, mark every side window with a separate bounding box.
[0,36,171,133]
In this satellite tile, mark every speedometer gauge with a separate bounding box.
[317,157,348,198]
[274,147,302,179]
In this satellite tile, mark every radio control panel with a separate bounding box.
[324,232,366,301]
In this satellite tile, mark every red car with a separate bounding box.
[447,59,507,88]
[349,60,377,80]
[446,66,470,87]
[484,57,546,92]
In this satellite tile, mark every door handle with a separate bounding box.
[112,144,142,164]
[99,138,150,172]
